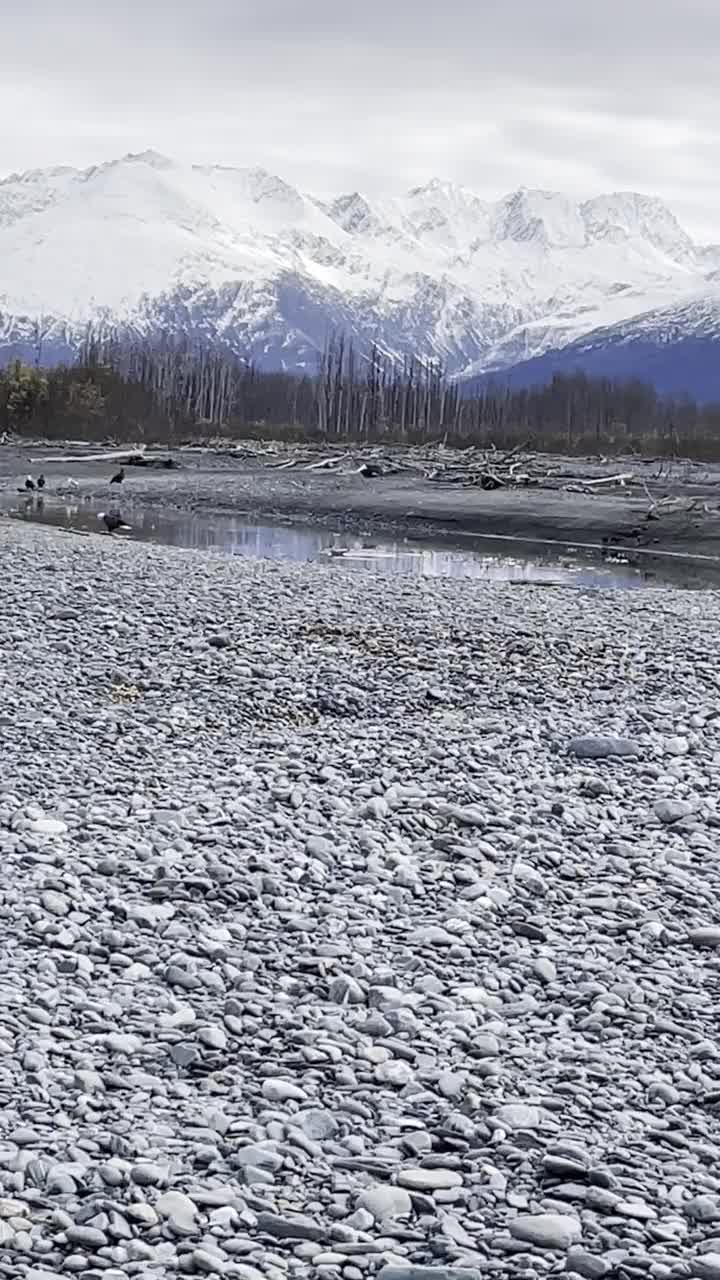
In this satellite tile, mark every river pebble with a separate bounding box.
[509,1212,582,1249]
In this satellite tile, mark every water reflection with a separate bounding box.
[0,495,701,590]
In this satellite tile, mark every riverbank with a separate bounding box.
[1,519,720,1276]
[2,440,720,559]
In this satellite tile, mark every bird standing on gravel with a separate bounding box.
[98,511,131,534]
[23,475,35,491]
[110,467,125,485]
[37,473,46,489]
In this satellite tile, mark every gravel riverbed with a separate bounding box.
[2,519,720,1280]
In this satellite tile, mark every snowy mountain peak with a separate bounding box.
[403,180,491,240]
[117,149,175,170]
[325,192,377,234]
[407,177,483,205]
[0,150,717,389]
[0,163,75,188]
[581,191,694,259]
[493,188,586,249]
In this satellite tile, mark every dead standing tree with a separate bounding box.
[6,327,720,459]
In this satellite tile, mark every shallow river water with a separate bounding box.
[2,493,717,590]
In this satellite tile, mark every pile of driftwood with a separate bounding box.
[255,441,631,493]
[423,443,543,490]
[254,441,551,490]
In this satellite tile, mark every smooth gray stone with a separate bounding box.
[568,735,641,759]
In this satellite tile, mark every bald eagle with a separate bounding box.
[98,511,131,534]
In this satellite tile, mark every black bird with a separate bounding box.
[24,474,35,491]
[98,511,131,534]
[37,473,46,489]
[110,467,125,485]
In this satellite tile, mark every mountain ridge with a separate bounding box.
[472,294,720,400]
[1,149,718,391]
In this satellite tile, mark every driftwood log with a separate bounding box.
[125,457,179,469]
[27,446,179,469]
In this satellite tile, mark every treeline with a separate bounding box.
[1,334,720,458]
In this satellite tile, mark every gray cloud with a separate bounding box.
[1,0,719,239]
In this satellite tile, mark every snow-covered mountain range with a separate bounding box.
[1,149,719,395]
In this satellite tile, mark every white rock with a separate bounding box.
[41,890,69,916]
[616,1198,656,1219]
[357,1184,412,1220]
[156,1190,199,1234]
[407,925,455,946]
[159,1006,196,1028]
[345,1207,375,1231]
[0,1199,24,1218]
[654,798,692,824]
[513,862,547,893]
[295,1108,339,1140]
[233,1144,283,1171]
[474,1032,500,1057]
[533,957,557,984]
[494,1104,541,1130]
[455,985,491,1005]
[509,1213,582,1249]
[104,1033,142,1055]
[127,1204,159,1226]
[261,1077,307,1102]
[197,1025,227,1050]
[437,1069,466,1099]
[692,1255,720,1280]
[374,1060,415,1087]
[665,735,690,755]
[29,818,67,837]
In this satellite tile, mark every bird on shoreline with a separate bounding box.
[17,474,47,492]
[98,511,131,534]
[110,467,125,485]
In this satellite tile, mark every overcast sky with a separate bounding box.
[2,0,719,240]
